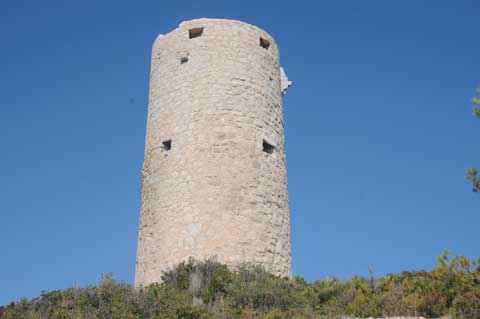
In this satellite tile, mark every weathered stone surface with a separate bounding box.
[135,18,291,287]
[280,67,292,95]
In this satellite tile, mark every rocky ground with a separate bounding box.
[341,317,449,319]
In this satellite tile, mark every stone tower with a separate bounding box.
[135,18,292,287]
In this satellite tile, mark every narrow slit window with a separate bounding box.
[162,139,172,151]
[262,139,275,154]
[189,27,203,39]
[259,37,270,49]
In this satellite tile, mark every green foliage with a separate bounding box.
[473,86,480,117]
[2,251,479,319]
[450,290,480,319]
[467,86,480,192]
[226,264,305,311]
[346,293,383,318]
[466,167,480,192]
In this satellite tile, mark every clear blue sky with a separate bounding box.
[1,0,479,305]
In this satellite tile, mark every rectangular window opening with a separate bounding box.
[162,139,172,151]
[259,37,270,49]
[262,139,275,154]
[189,27,204,39]
[180,56,188,64]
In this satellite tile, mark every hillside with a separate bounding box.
[1,251,478,319]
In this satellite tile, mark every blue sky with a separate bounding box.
[1,0,479,304]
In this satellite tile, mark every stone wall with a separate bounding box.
[135,18,291,287]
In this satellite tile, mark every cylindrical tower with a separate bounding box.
[135,18,292,287]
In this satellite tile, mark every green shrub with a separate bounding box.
[450,291,480,319]
[1,251,479,319]
[225,264,306,311]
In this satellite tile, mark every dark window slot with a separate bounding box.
[162,139,172,151]
[189,27,204,39]
[259,37,270,49]
[263,140,275,154]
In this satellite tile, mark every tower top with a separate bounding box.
[178,18,275,37]
[155,18,291,94]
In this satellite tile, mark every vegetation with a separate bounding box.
[466,86,480,192]
[1,251,479,319]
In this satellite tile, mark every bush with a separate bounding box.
[1,251,479,319]
[450,291,480,319]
